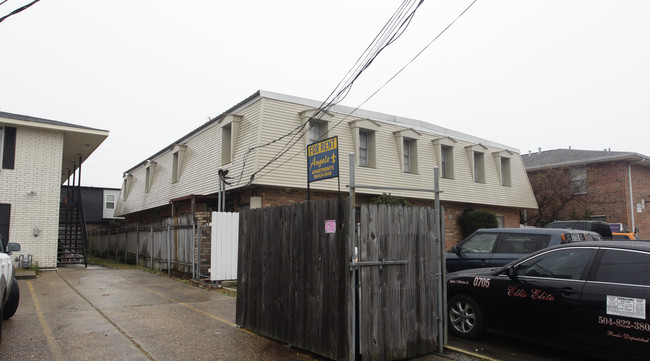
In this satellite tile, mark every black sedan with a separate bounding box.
[447,241,650,361]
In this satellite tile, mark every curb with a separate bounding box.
[15,270,37,280]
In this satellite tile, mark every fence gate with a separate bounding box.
[354,204,438,360]
[210,211,239,281]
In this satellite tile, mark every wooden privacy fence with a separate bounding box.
[357,204,437,360]
[236,199,440,361]
[237,198,350,360]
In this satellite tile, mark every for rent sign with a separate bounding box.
[307,136,339,182]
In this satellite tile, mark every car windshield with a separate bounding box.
[460,233,498,253]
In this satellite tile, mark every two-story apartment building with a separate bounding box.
[115,91,538,246]
[523,148,650,238]
[0,112,108,268]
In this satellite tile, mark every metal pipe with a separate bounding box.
[434,166,444,354]
[150,226,154,269]
[348,152,357,361]
[197,224,202,280]
[136,225,140,266]
[348,184,438,193]
[167,225,171,275]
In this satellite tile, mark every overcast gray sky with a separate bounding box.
[2,1,648,189]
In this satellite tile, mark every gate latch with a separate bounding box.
[349,258,408,271]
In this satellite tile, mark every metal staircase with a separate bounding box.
[58,161,88,267]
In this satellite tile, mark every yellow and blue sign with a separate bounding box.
[307,136,339,183]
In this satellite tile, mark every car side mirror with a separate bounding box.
[7,243,21,253]
[505,266,518,280]
[451,246,460,255]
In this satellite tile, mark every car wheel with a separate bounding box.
[449,294,485,338]
[2,278,19,320]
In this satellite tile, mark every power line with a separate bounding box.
[0,0,41,24]
[253,0,479,183]
[244,0,425,183]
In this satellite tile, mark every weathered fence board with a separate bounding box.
[359,204,437,360]
[237,199,439,361]
[237,199,349,360]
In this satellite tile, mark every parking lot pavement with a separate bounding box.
[1,266,330,361]
[1,265,475,361]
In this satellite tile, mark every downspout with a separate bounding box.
[628,158,645,233]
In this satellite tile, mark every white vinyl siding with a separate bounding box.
[115,94,539,215]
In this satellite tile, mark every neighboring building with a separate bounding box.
[115,90,538,247]
[0,111,108,268]
[60,186,124,230]
[522,148,650,238]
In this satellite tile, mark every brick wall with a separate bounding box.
[527,161,650,238]
[123,185,525,259]
[0,127,64,268]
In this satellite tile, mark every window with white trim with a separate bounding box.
[350,118,380,168]
[395,129,420,174]
[501,157,511,187]
[474,151,485,183]
[441,145,454,179]
[122,173,132,201]
[221,124,232,164]
[105,194,115,210]
[172,144,187,183]
[308,119,327,144]
[403,138,417,174]
[570,166,587,194]
[220,115,242,165]
[359,130,378,167]
[145,160,156,193]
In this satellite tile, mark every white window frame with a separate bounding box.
[220,114,242,165]
[105,194,115,210]
[500,157,511,187]
[145,160,156,193]
[394,129,420,174]
[441,145,453,179]
[359,130,369,167]
[466,144,488,183]
[570,166,587,194]
[350,118,380,168]
[474,151,485,183]
[172,144,187,183]
[300,109,334,149]
[308,119,327,144]
[433,137,457,179]
[493,150,513,187]
[122,173,132,201]
[404,138,415,173]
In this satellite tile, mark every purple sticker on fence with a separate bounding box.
[325,220,336,234]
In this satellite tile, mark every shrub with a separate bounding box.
[458,209,498,238]
[370,193,411,206]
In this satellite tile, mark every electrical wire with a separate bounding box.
[227,0,423,187]
[252,0,479,183]
[0,0,41,24]
[241,0,425,184]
